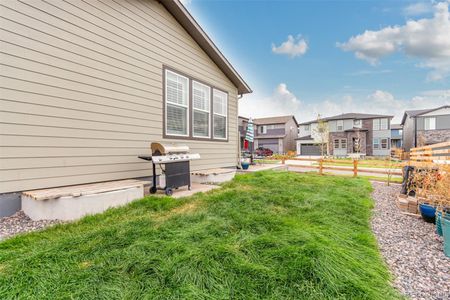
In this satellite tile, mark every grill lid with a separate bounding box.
[151,142,189,156]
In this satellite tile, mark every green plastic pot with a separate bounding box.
[442,217,450,258]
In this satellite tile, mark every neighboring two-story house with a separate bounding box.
[252,116,298,154]
[401,105,450,151]
[390,124,403,149]
[296,113,393,157]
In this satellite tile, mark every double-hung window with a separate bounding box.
[373,138,380,149]
[165,70,189,136]
[424,117,436,130]
[213,89,228,139]
[337,120,344,131]
[192,81,210,138]
[373,119,380,130]
[380,118,388,130]
[340,139,347,149]
[381,138,389,149]
[334,139,340,149]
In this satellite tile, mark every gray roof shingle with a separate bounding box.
[253,115,298,126]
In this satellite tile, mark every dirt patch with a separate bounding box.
[152,201,202,227]
[79,261,93,269]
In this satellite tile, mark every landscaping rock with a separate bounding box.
[0,211,61,241]
[371,182,450,300]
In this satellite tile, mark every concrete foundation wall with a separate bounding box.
[0,193,21,217]
[22,186,144,221]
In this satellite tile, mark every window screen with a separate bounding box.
[192,81,210,137]
[213,89,227,139]
[165,70,188,136]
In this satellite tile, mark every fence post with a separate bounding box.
[353,159,358,177]
[319,158,323,175]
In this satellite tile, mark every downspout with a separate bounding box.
[237,93,243,169]
[414,117,417,148]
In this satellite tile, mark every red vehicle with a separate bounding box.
[255,147,273,157]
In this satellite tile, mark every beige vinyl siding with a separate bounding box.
[0,0,239,193]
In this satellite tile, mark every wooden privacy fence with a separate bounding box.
[409,141,450,165]
[277,157,402,177]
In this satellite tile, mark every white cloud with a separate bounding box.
[338,1,450,80]
[272,35,308,58]
[404,2,433,16]
[239,84,450,123]
[349,69,392,76]
[239,83,303,118]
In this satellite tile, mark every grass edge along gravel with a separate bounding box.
[0,171,402,299]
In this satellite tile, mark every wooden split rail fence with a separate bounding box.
[276,157,402,177]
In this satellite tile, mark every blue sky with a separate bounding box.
[183,0,450,123]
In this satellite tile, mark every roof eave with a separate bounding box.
[162,0,252,95]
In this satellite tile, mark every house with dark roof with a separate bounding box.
[400,106,450,151]
[252,116,299,154]
[297,113,393,157]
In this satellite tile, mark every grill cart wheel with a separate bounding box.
[165,188,173,196]
[149,186,157,194]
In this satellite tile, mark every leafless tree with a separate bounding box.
[313,114,329,157]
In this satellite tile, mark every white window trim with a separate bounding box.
[340,139,347,149]
[192,80,211,139]
[381,138,389,149]
[213,89,228,140]
[337,120,344,131]
[165,69,189,137]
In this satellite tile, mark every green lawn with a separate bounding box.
[0,172,401,299]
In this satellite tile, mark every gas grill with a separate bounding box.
[138,143,200,196]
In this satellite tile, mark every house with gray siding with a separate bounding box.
[252,116,299,154]
[0,0,251,216]
[400,106,450,151]
[297,113,393,157]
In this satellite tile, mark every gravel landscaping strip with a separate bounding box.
[371,182,450,300]
[0,211,61,241]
